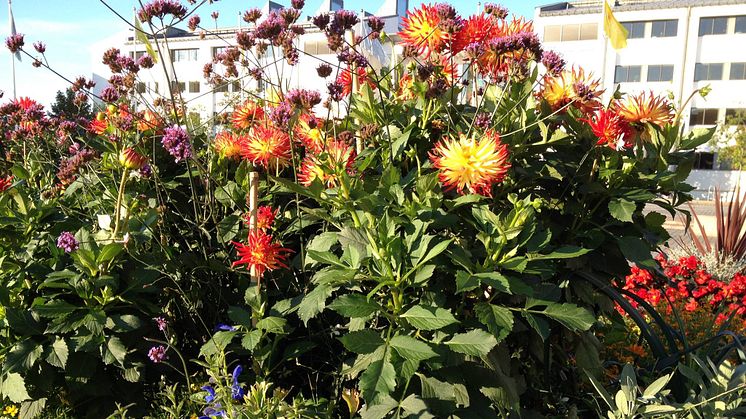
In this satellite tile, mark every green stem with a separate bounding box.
[112,168,129,237]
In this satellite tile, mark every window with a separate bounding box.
[232,81,241,92]
[647,65,674,82]
[561,24,580,41]
[214,83,229,93]
[693,152,715,170]
[212,46,227,58]
[730,63,746,80]
[136,82,146,94]
[694,63,724,81]
[154,82,159,93]
[651,20,678,37]
[189,81,200,93]
[736,16,746,33]
[689,108,719,126]
[544,25,561,42]
[580,23,598,40]
[621,21,645,38]
[129,51,147,60]
[170,81,185,94]
[614,65,642,83]
[699,17,727,36]
[303,40,332,55]
[171,48,198,62]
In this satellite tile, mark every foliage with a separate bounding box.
[685,187,746,264]
[715,109,746,170]
[49,88,93,120]
[0,0,717,417]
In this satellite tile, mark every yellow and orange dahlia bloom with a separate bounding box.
[232,100,265,131]
[213,131,243,160]
[298,140,356,188]
[614,91,674,127]
[429,130,510,197]
[399,4,454,58]
[240,125,291,170]
[295,114,326,153]
[540,67,603,114]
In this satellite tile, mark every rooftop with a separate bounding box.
[538,0,746,16]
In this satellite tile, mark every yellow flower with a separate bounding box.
[212,131,243,160]
[540,67,603,114]
[398,4,453,58]
[3,405,18,417]
[428,130,511,197]
[614,91,673,127]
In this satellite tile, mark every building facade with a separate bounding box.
[534,0,746,175]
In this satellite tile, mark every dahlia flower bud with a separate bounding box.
[119,147,148,170]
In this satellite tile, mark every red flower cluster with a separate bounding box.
[621,254,746,330]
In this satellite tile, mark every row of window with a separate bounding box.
[689,108,746,126]
[694,62,746,81]
[612,63,746,83]
[614,65,674,83]
[134,80,241,94]
[544,15,746,43]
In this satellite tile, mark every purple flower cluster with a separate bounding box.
[148,345,168,363]
[487,32,542,60]
[57,147,98,185]
[484,3,509,19]
[327,82,344,102]
[137,54,154,69]
[154,316,167,331]
[268,102,293,130]
[161,125,193,163]
[242,8,262,24]
[57,231,79,253]
[474,112,492,130]
[33,41,46,54]
[286,89,321,111]
[187,15,200,31]
[5,33,24,54]
[100,86,120,103]
[367,16,384,33]
[236,31,256,50]
[137,0,188,24]
[290,0,304,9]
[541,50,566,76]
[323,10,359,52]
[316,63,333,78]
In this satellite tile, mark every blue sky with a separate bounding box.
[0,0,543,105]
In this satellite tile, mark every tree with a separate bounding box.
[49,88,93,120]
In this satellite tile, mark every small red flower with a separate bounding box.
[0,175,13,193]
[584,108,633,150]
[232,230,292,279]
[336,67,373,97]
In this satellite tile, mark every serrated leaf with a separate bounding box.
[444,329,497,357]
[359,358,396,403]
[241,330,263,351]
[400,305,458,331]
[217,214,241,242]
[105,336,127,366]
[399,394,435,418]
[617,236,655,269]
[307,232,339,252]
[541,303,596,331]
[523,312,550,341]
[31,300,78,318]
[255,316,286,333]
[359,394,398,419]
[390,335,437,361]
[1,372,30,403]
[4,341,42,373]
[45,338,69,369]
[19,397,46,419]
[328,294,380,318]
[105,314,142,332]
[418,374,456,401]
[306,249,345,267]
[474,303,513,341]
[338,330,384,354]
[608,198,636,222]
[297,284,335,325]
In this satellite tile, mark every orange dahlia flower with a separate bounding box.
[232,100,265,131]
[337,67,373,97]
[240,125,291,170]
[614,91,673,127]
[429,130,510,197]
[452,13,500,55]
[298,140,356,187]
[213,131,243,159]
[295,114,326,153]
[119,147,148,170]
[399,4,454,58]
[137,110,163,132]
[231,229,292,279]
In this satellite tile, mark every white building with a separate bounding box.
[92,0,407,120]
[534,0,746,182]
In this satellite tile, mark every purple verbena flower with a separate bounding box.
[285,89,321,111]
[148,345,168,363]
[5,33,24,54]
[268,101,294,130]
[137,0,188,24]
[316,63,333,78]
[153,316,167,331]
[33,41,46,54]
[242,8,262,24]
[367,16,384,33]
[100,86,120,103]
[137,54,154,69]
[161,125,193,163]
[541,50,566,76]
[56,231,79,253]
[291,0,305,9]
[188,15,201,31]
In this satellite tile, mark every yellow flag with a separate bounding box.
[603,0,628,50]
[135,17,159,63]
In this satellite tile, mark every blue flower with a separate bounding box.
[231,365,245,401]
[201,385,216,403]
[215,323,237,332]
